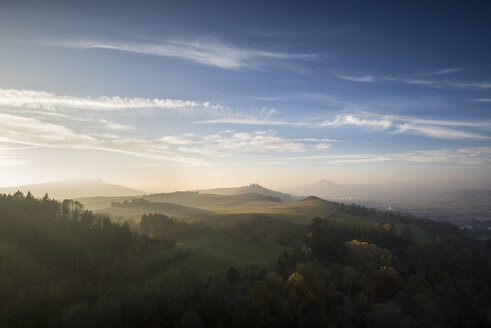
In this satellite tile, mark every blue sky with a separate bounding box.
[0,0,490,191]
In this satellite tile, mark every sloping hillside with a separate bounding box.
[144,191,281,209]
[200,183,295,202]
[95,200,212,220]
[215,195,340,224]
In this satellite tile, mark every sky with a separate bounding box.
[0,0,490,192]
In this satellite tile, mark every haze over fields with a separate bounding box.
[3,176,488,231]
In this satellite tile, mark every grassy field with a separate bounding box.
[212,196,340,225]
[157,230,285,276]
[95,201,212,220]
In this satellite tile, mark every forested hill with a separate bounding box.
[1,191,490,327]
[0,192,145,326]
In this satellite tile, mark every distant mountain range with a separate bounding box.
[0,178,144,199]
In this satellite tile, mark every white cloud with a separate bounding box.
[399,117,488,128]
[336,75,376,82]
[52,38,318,70]
[294,137,341,143]
[111,130,322,157]
[15,108,137,131]
[430,67,466,75]
[98,119,135,131]
[0,113,207,165]
[0,113,96,147]
[201,131,306,153]
[338,71,491,90]
[282,147,491,166]
[450,81,491,89]
[327,157,390,164]
[399,78,491,90]
[395,123,489,140]
[315,143,332,150]
[160,136,193,145]
[394,147,491,165]
[174,130,335,155]
[197,116,306,126]
[401,79,439,87]
[196,107,305,126]
[320,114,392,129]
[0,88,206,111]
[315,112,490,140]
[472,98,491,102]
[245,29,306,39]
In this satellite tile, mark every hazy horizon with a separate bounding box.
[1,1,490,192]
[0,175,488,196]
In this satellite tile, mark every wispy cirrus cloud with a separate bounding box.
[444,81,491,89]
[317,113,490,140]
[400,78,491,89]
[395,123,490,140]
[336,75,376,82]
[392,147,491,165]
[97,119,135,131]
[202,110,490,141]
[428,67,466,76]
[326,156,391,164]
[319,114,392,129]
[0,113,96,147]
[400,117,489,128]
[0,88,207,112]
[245,29,307,39]
[178,130,331,155]
[281,147,491,166]
[12,108,136,132]
[3,87,488,143]
[0,113,333,167]
[335,69,491,90]
[294,137,341,143]
[1,88,306,128]
[0,113,207,165]
[388,114,491,140]
[472,98,491,102]
[50,38,318,70]
[197,107,308,126]
[197,117,306,126]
